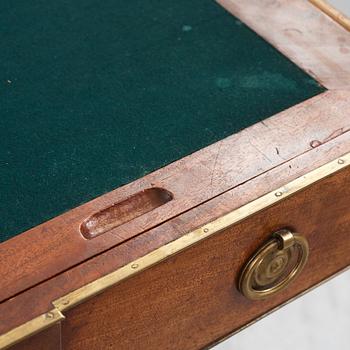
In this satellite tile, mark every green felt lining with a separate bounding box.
[0,0,324,242]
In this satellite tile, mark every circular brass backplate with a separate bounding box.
[238,229,309,300]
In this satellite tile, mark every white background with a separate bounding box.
[214,2,350,349]
[329,0,350,16]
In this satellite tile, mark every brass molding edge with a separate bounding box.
[0,309,64,350]
[309,0,350,31]
[53,153,350,312]
[1,153,350,349]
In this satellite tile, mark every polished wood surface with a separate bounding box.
[1,1,350,348]
[1,91,350,303]
[1,124,350,338]
[218,0,350,90]
[60,166,350,349]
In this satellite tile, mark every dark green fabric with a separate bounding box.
[0,0,323,242]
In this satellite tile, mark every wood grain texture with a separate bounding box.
[1,4,350,347]
[1,125,350,337]
[60,166,350,350]
[217,0,350,90]
[9,324,61,350]
[1,91,350,303]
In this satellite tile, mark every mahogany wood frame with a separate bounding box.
[1,0,350,349]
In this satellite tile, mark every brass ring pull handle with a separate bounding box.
[238,229,309,300]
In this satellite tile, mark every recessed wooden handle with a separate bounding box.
[80,187,173,239]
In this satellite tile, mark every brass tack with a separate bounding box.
[62,300,70,306]
[203,228,209,233]
[45,312,54,319]
[131,263,139,269]
[338,159,345,165]
[275,191,283,197]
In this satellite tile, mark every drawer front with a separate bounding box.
[10,324,61,350]
[59,158,350,349]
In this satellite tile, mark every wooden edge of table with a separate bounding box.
[1,127,350,349]
[309,0,350,31]
[1,2,350,346]
[1,90,350,302]
[217,0,350,90]
[1,0,349,301]
[50,153,350,311]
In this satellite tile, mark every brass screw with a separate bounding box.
[275,191,283,197]
[131,263,139,269]
[338,159,345,165]
[45,312,54,319]
[203,228,209,233]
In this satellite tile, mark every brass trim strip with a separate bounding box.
[309,0,350,31]
[53,153,350,312]
[0,309,64,350]
[1,153,350,349]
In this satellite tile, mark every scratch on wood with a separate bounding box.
[210,141,223,193]
[324,127,349,143]
[248,140,273,164]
